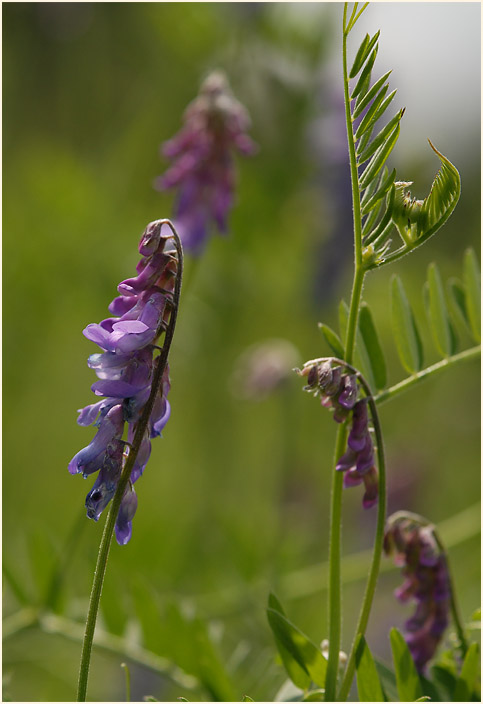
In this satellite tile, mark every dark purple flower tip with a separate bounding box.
[138,220,171,257]
[362,466,378,508]
[355,435,375,474]
[68,405,124,476]
[347,400,370,451]
[129,432,152,484]
[343,467,363,487]
[321,365,343,397]
[338,374,358,409]
[336,447,357,472]
[85,452,123,521]
[115,486,138,545]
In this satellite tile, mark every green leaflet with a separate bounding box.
[358,303,387,390]
[359,122,400,190]
[453,643,480,701]
[319,322,345,359]
[355,636,385,702]
[267,593,327,690]
[391,275,423,374]
[349,30,379,78]
[361,167,396,215]
[352,70,392,119]
[358,110,404,166]
[447,277,473,336]
[463,248,481,343]
[389,628,423,702]
[351,48,378,101]
[425,262,457,357]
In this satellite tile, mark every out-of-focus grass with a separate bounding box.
[3,4,480,701]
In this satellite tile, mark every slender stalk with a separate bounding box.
[324,9,367,700]
[337,367,387,702]
[374,346,481,405]
[76,220,183,702]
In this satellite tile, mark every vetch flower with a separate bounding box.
[297,360,378,508]
[384,514,451,671]
[69,220,182,544]
[155,70,257,255]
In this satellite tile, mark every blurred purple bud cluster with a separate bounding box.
[155,70,257,255]
[68,220,178,544]
[384,515,451,671]
[299,361,378,508]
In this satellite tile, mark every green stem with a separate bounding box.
[76,221,183,702]
[374,346,481,405]
[325,10,366,700]
[337,367,387,702]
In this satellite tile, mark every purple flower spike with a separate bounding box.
[155,71,256,255]
[384,515,451,671]
[69,220,179,544]
[298,361,379,509]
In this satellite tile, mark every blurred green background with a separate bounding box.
[3,3,480,702]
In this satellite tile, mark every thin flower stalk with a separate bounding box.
[75,220,183,702]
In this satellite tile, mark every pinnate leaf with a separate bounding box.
[453,642,480,701]
[358,303,387,390]
[319,322,345,359]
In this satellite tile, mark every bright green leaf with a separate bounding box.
[349,33,370,78]
[358,303,387,390]
[391,275,424,373]
[463,248,481,343]
[426,262,457,357]
[361,167,396,215]
[390,628,423,702]
[355,636,385,702]
[267,594,327,689]
[353,70,392,119]
[359,121,400,190]
[355,84,389,142]
[374,658,399,702]
[319,323,345,359]
[351,48,378,100]
[447,277,472,337]
[453,643,480,701]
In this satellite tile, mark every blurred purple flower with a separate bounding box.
[69,220,178,544]
[155,71,257,255]
[298,361,378,508]
[384,515,451,671]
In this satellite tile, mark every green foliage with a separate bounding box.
[453,643,480,702]
[391,275,424,374]
[424,262,457,358]
[389,628,423,702]
[266,593,327,690]
[354,636,385,702]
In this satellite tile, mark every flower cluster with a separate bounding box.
[155,70,257,255]
[299,361,378,508]
[384,514,451,671]
[68,220,179,545]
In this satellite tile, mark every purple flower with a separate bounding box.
[299,362,378,508]
[69,220,179,544]
[155,71,257,255]
[384,515,451,671]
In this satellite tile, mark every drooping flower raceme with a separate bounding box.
[155,70,257,255]
[384,514,451,671]
[69,220,180,545]
[298,360,378,508]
